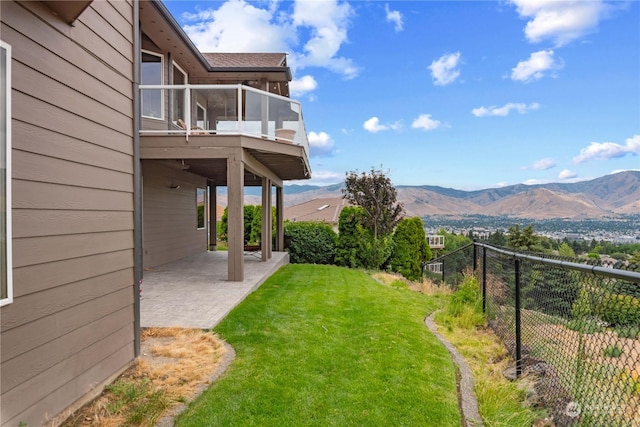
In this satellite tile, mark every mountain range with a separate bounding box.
[279,170,640,220]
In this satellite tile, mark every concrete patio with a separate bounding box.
[141,251,289,329]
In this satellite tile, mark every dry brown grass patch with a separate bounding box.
[60,328,227,427]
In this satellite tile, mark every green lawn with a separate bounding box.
[176,264,461,426]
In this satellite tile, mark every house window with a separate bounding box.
[196,102,206,129]
[196,188,206,230]
[172,62,187,125]
[1,41,12,306]
[141,50,163,119]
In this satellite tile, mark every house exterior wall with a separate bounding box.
[142,161,208,269]
[0,1,136,425]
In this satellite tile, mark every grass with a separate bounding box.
[175,264,461,427]
[60,328,226,427]
[434,275,546,427]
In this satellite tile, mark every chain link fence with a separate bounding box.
[430,242,640,427]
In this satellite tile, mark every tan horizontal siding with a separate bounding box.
[81,3,133,50]
[13,231,133,268]
[12,210,133,238]
[13,121,133,174]
[2,305,133,393]
[13,91,133,155]
[1,287,132,361]
[2,25,132,114]
[1,1,132,96]
[1,268,133,330]
[11,250,134,298]
[0,0,136,425]
[142,162,208,268]
[12,62,132,136]
[13,180,133,211]
[1,324,134,426]
[108,0,134,26]
[13,150,132,192]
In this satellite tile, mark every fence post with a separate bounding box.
[482,247,487,313]
[473,241,477,272]
[441,259,445,283]
[515,258,522,378]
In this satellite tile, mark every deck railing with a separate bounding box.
[139,84,309,157]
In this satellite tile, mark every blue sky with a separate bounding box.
[164,0,640,189]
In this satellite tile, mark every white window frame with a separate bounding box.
[196,102,207,129]
[141,49,164,120]
[1,41,12,307]
[196,187,206,230]
[171,61,188,126]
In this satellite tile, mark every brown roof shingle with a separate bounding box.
[202,53,287,69]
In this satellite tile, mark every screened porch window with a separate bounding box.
[1,41,12,306]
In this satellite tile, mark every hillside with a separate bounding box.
[280,170,640,220]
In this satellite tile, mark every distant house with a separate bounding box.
[0,1,310,425]
[285,198,350,229]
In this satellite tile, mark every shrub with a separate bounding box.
[389,217,432,281]
[597,293,640,326]
[284,222,337,264]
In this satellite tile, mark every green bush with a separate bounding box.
[448,275,482,317]
[597,293,640,326]
[284,222,337,265]
[389,217,432,281]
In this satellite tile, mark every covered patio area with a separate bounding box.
[141,251,289,329]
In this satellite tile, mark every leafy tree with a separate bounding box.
[250,206,276,244]
[342,167,404,268]
[244,205,256,244]
[284,222,337,264]
[220,207,229,242]
[390,217,432,281]
[558,242,576,258]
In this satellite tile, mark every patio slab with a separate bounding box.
[141,251,289,329]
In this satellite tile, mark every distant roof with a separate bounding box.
[285,197,350,224]
[202,53,287,69]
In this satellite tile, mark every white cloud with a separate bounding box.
[308,131,335,157]
[291,0,359,79]
[290,75,318,97]
[182,0,292,52]
[523,178,545,185]
[558,169,578,180]
[385,4,404,32]
[472,102,540,117]
[511,50,563,82]
[363,117,388,133]
[508,0,611,47]
[429,52,462,86]
[182,0,359,82]
[411,114,442,131]
[522,157,555,170]
[573,135,640,163]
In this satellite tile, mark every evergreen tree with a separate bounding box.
[390,217,432,281]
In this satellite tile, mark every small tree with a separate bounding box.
[390,217,432,281]
[342,167,404,269]
[335,206,369,268]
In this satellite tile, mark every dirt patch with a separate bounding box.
[59,328,232,427]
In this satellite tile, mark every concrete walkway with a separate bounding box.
[141,251,289,329]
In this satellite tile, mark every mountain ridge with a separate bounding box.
[281,171,640,219]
